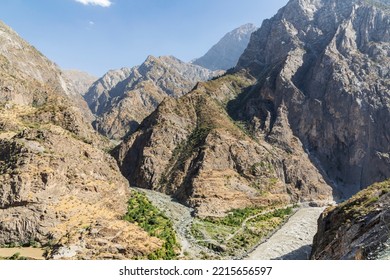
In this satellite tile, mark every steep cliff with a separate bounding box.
[236,0,390,197]
[311,179,390,260]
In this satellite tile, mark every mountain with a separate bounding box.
[114,0,389,219]
[0,21,168,259]
[192,23,257,71]
[63,70,97,97]
[236,0,390,198]
[311,179,390,260]
[83,67,132,115]
[85,56,222,140]
[0,21,70,105]
[114,72,333,218]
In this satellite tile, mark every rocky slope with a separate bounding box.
[83,67,132,116]
[192,23,257,71]
[114,71,333,217]
[84,56,221,140]
[62,70,97,122]
[0,21,70,105]
[236,0,390,198]
[63,69,97,97]
[311,180,390,260]
[0,21,167,259]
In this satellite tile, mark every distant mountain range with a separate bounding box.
[84,55,222,139]
[192,23,257,71]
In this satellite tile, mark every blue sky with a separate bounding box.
[0,0,289,76]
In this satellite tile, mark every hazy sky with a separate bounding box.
[0,0,289,76]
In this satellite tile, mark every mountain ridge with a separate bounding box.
[85,55,222,140]
[192,23,257,71]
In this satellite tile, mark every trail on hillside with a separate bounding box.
[137,188,326,260]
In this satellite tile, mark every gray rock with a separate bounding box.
[236,0,390,197]
[85,55,222,139]
[192,23,257,71]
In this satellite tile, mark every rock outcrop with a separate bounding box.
[236,0,390,198]
[84,56,221,140]
[311,179,390,260]
[0,21,165,259]
[192,23,257,71]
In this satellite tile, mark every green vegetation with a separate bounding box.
[0,252,29,260]
[160,96,215,188]
[123,191,180,260]
[190,206,293,257]
[202,73,255,106]
[337,180,390,223]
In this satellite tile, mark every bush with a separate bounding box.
[123,191,180,260]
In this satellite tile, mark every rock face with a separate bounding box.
[0,21,163,259]
[236,0,390,198]
[311,180,390,260]
[115,72,333,217]
[192,23,257,71]
[0,21,70,105]
[84,56,220,140]
[83,67,132,116]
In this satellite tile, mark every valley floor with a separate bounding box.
[137,187,325,260]
[0,248,45,260]
[244,207,325,260]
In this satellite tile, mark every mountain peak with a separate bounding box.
[192,23,257,71]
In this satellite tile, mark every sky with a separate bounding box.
[0,0,289,77]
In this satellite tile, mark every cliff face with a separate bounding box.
[84,56,221,140]
[236,0,390,197]
[311,180,390,260]
[0,21,163,259]
[192,23,257,71]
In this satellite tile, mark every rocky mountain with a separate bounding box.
[236,0,390,198]
[192,23,257,71]
[114,70,333,217]
[83,67,132,116]
[63,70,97,97]
[0,21,168,259]
[85,56,221,140]
[0,21,70,105]
[311,179,390,260]
[62,70,97,122]
[114,0,389,218]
